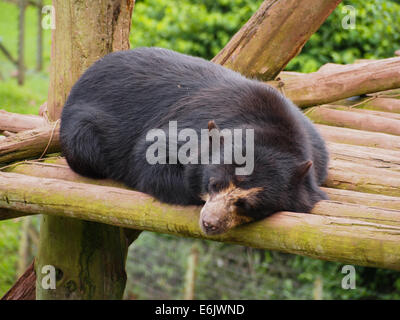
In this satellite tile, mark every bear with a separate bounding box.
[60,47,329,236]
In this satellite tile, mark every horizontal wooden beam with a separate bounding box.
[2,121,400,166]
[4,158,400,211]
[0,171,400,271]
[316,124,400,151]
[267,57,400,107]
[322,105,400,120]
[326,159,400,197]
[327,142,400,172]
[0,110,47,133]
[306,106,400,135]
[322,187,400,211]
[0,124,60,164]
[362,98,400,114]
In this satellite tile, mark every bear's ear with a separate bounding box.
[293,160,313,182]
[208,120,219,132]
[208,120,224,147]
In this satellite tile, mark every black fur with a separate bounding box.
[60,47,329,219]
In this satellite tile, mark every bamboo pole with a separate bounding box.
[1,172,400,271]
[212,0,342,80]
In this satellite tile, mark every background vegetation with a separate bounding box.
[1,0,400,298]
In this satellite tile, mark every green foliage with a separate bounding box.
[288,256,400,300]
[0,76,46,114]
[288,0,400,72]
[132,0,400,73]
[126,233,400,300]
[131,0,263,60]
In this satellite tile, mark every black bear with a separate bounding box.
[60,47,329,235]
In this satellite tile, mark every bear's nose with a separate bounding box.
[202,220,218,232]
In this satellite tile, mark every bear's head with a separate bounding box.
[199,121,326,236]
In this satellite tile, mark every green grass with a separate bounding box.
[0,1,51,115]
[0,220,21,296]
[0,1,51,296]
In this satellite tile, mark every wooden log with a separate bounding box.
[4,137,400,200]
[327,142,400,171]
[3,120,400,166]
[316,124,400,151]
[4,157,400,212]
[362,98,400,113]
[212,0,342,80]
[0,171,400,271]
[0,110,47,133]
[267,57,400,107]
[322,188,400,211]
[312,200,400,227]
[4,162,400,220]
[326,159,400,197]
[306,106,400,136]
[3,158,125,188]
[35,0,136,301]
[47,1,135,120]
[321,105,400,120]
[0,124,60,165]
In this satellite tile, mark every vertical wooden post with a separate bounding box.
[36,0,136,300]
[17,0,26,85]
[183,245,199,300]
[313,275,323,300]
[36,0,43,72]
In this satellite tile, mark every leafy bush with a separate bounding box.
[287,0,400,72]
[131,0,400,73]
[131,0,263,59]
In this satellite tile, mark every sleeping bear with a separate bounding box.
[60,47,329,235]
